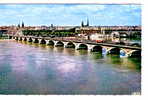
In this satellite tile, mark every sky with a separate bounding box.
[0,4,141,26]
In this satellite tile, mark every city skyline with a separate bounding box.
[0,4,141,26]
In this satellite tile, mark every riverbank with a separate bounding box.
[0,39,14,41]
[0,36,9,39]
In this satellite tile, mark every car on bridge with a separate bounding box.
[95,40,104,43]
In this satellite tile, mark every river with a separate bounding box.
[0,39,141,95]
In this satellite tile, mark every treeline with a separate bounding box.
[0,34,9,39]
[129,31,141,39]
[22,29,78,37]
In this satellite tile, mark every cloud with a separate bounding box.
[0,4,141,26]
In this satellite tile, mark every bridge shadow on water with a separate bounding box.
[16,40,141,72]
[105,54,141,72]
[89,52,103,60]
[54,47,64,53]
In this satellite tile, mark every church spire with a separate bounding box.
[86,18,89,26]
[18,21,20,28]
[81,21,84,27]
[18,24,20,28]
[22,21,24,28]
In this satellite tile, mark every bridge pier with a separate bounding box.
[45,40,49,45]
[120,48,141,58]
[87,44,97,52]
[74,43,88,50]
[55,41,64,47]
[63,42,70,48]
[73,43,80,50]
[15,37,18,40]
[19,37,22,41]
[102,46,116,55]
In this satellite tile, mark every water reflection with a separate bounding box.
[0,40,141,94]
[54,47,64,53]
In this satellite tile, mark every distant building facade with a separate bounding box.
[0,20,141,37]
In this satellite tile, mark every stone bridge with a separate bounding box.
[110,30,140,38]
[9,35,141,58]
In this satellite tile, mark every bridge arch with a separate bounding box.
[15,37,18,40]
[40,39,46,44]
[108,47,120,55]
[24,37,27,41]
[129,50,141,58]
[9,36,12,39]
[34,38,39,43]
[120,32,129,38]
[77,43,88,50]
[48,40,55,46]
[55,41,64,47]
[91,45,102,52]
[28,37,33,42]
[19,37,22,41]
[65,42,75,48]
[131,43,141,47]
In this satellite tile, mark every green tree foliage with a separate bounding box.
[22,29,76,37]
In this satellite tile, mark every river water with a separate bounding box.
[0,40,141,95]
